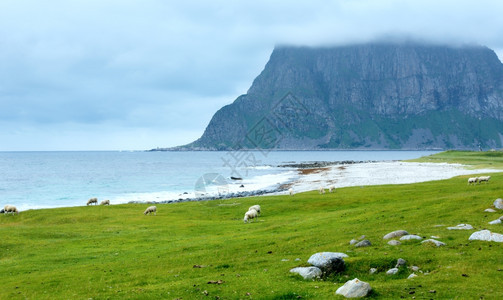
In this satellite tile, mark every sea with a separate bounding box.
[0,150,437,211]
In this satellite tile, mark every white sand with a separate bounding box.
[287,162,502,194]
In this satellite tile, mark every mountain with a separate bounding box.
[174,42,503,150]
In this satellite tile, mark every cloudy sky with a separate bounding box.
[1,0,502,151]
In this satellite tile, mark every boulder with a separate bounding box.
[355,240,372,248]
[386,268,399,275]
[383,230,409,239]
[335,278,372,298]
[469,230,503,242]
[447,224,474,230]
[308,252,348,270]
[289,267,322,280]
[489,219,502,225]
[349,239,359,245]
[407,273,418,279]
[387,240,401,246]
[399,234,423,241]
[421,239,446,247]
[485,208,496,213]
[494,198,503,210]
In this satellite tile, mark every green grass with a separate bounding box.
[409,150,503,169]
[2,151,503,299]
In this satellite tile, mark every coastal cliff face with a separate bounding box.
[183,42,503,150]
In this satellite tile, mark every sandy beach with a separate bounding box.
[285,161,502,194]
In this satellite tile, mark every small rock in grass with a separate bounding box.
[355,240,372,248]
[485,208,497,213]
[447,224,473,230]
[489,219,502,225]
[369,268,377,274]
[407,273,418,279]
[421,239,446,247]
[386,268,399,275]
[395,258,407,268]
[387,240,401,246]
[335,278,372,298]
[383,230,409,239]
[349,239,358,245]
[410,266,420,272]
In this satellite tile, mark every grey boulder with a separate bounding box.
[290,267,322,280]
[469,230,503,242]
[400,234,423,240]
[383,230,409,239]
[335,278,372,298]
[494,198,503,210]
[308,252,348,270]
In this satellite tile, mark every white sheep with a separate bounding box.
[478,176,491,184]
[289,188,294,196]
[248,205,261,216]
[144,206,157,215]
[244,208,258,223]
[4,205,19,214]
[328,185,335,193]
[100,200,110,205]
[87,198,98,206]
[467,177,478,185]
[318,187,325,194]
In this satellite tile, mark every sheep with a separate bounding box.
[100,200,110,205]
[478,176,491,184]
[328,185,336,193]
[467,177,478,185]
[289,188,294,196]
[4,205,19,214]
[144,206,157,215]
[87,198,98,206]
[244,208,258,223]
[318,186,325,194]
[248,205,261,216]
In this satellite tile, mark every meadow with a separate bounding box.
[1,151,503,299]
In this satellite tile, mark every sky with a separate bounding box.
[1,0,502,151]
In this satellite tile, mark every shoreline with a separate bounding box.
[131,160,503,205]
[11,160,503,211]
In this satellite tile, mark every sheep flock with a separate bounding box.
[468,176,491,185]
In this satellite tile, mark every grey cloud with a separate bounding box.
[1,0,502,150]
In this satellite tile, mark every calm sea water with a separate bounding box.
[0,150,437,210]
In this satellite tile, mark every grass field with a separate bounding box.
[1,151,503,299]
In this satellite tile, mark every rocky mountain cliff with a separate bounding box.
[176,42,503,150]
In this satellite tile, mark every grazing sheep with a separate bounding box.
[467,177,478,185]
[478,176,491,184]
[289,188,294,196]
[4,205,19,214]
[328,186,335,193]
[248,205,261,216]
[318,187,325,194]
[244,208,258,223]
[87,198,98,206]
[100,200,110,205]
[144,206,157,215]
